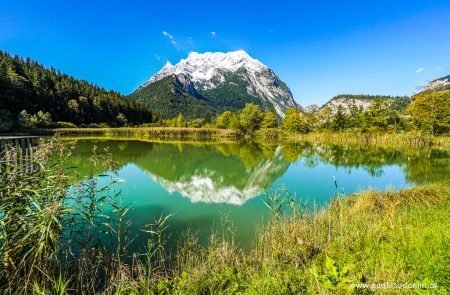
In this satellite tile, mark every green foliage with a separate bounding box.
[0,109,13,131]
[281,108,309,133]
[261,111,278,128]
[332,105,347,131]
[129,68,281,121]
[216,111,234,129]
[311,256,356,292]
[47,121,77,128]
[238,103,264,135]
[197,68,267,110]
[187,118,205,128]
[215,111,241,130]
[176,113,185,127]
[128,76,215,120]
[311,95,413,133]
[115,112,128,127]
[17,109,52,128]
[0,51,152,127]
[406,90,450,135]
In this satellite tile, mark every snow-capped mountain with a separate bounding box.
[133,51,297,118]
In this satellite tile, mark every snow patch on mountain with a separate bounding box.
[147,51,266,86]
[142,50,296,117]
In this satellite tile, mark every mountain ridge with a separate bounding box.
[130,51,297,119]
[319,94,411,113]
[422,75,450,92]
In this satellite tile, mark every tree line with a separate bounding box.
[206,91,449,135]
[0,51,152,131]
[152,88,449,136]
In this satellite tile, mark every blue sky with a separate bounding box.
[1,0,449,106]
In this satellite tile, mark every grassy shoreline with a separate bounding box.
[6,127,450,147]
[168,184,450,294]
[1,136,449,294]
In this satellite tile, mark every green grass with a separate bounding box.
[288,131,450,147]
[35,127,450,148]
[46,127,238,140]
[0,136,448,294]
[158,185,449,294]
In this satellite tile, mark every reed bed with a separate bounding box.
[52,127,450,147]
[283,131,450,147]
[48,127,238,140]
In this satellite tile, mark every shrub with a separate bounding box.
[261,111,278,128]
[238,103,264,135]
[281,108,310,133]
[47,121,77,128]
[0,109,13,131]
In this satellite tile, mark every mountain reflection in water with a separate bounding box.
[65,139,449,206]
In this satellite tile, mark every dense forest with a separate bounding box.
[128,75,216,120]
[0,51,152,131]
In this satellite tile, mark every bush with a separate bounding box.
[47,121,77,128]
[188,119,205,128]
[139,123,162,127]
[238,103,264,135]
[261,111,278,128]
[281,108,310,133]
[0,109,13,131]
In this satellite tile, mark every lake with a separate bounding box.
[64,138,449,253]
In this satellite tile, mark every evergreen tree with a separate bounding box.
[332,106,347,131]
[0,51,152,127]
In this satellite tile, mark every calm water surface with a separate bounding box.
[64,138,449,251]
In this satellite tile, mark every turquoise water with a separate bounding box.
[65,138,449,251]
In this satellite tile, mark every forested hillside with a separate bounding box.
[128,75,216,120]
[0,51,152,130]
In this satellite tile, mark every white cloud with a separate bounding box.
[211,31,217,37]
[415,67,425,73]
[162,31,174,40]
[162,31,177,46]
[436,66,442,71]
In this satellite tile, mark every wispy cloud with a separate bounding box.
[162,31,177,46]
[415,67,425,74]
[211,31,217,37]
[162,31,196,52]
[436,66,442,71]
